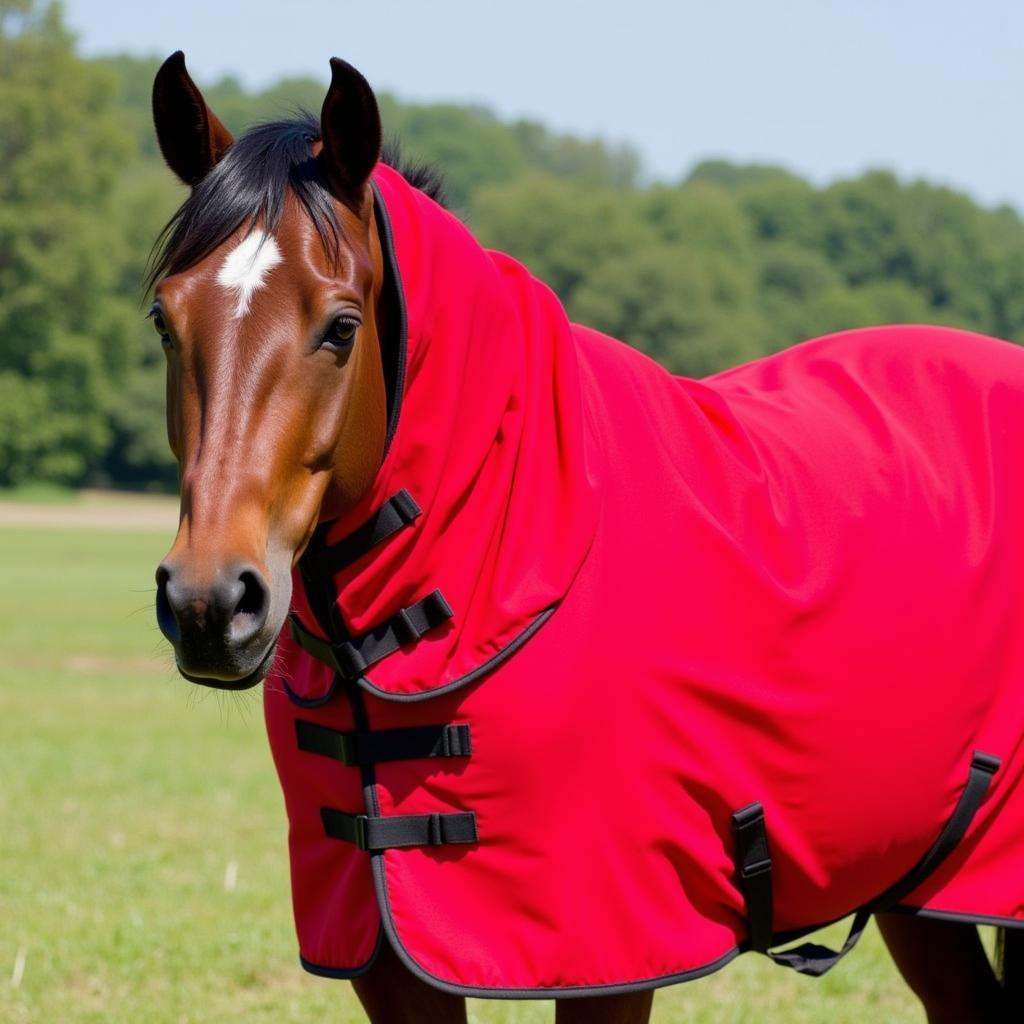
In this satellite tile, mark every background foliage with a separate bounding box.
[4,0,1024,490]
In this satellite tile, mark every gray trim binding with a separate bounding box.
[366,842,742,999]
[281,673,341,708]
[299,671,1020,994]
[354,604,557,703]
[299,882,1024,997]
[297,896,1024,995]
[301,924,385,980]
[282,604,557,709]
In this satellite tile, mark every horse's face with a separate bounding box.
[150,54,387,688]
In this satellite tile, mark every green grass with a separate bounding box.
[0,482,77,504]
[0,513,926,1022]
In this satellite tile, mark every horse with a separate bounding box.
[149,51,1023,1023]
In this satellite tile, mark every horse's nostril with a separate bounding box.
[155,563,180,644]
[229,568,269,642]
[155,560,270,652]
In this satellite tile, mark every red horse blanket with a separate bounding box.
[264,163,1024,996]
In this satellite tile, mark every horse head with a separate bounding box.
[149,52,389,688]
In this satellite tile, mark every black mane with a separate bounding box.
[381,139,448,209]
[147,113,447,292]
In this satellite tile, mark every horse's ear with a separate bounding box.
[320,58,382,208]
[152,51,234,187]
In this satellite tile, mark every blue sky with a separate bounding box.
[65,0,1023,210]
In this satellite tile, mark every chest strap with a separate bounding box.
[320,807,478,851]
[733,749,1000,977]
[290,588,454,679]
[320,489,421,574]
[296,719,472,766]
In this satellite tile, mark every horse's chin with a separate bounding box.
[177,639,279,691]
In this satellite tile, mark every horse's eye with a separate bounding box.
[149,308,171,348]
[323,316,359,349]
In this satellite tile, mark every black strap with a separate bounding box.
[733,750,1000,977]
[732,802,774,953]
[320,490,421,575]
[290,588,454,678]
[296,719,472,766]
[320,807,478,851]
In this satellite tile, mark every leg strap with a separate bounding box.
[732,801,774,953]
[732,750,1001,977]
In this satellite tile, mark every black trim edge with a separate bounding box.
[281,604,557,709]
[297,906,1024,994]
[308,890,742,1001]
[298,924,384,980]
[280,672,342,709]
[290,588,454,680]
[356,604,558,704]
[370,178,407,463]
[288,178,406,679]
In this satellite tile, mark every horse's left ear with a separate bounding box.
[152,51,234,187]
[320,58,382,208]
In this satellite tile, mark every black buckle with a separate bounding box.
[392,489,421,524]
[423,589,454,621]
[427,813,443,846]
[335,732,359,765]
[972,751,1001,776]
[741,856,772,879]
[334,641,369,678]
[352,814,370,852]
[392,607,421,645]
[441,724,471,757]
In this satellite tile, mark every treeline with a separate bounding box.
[3,0,1024,491]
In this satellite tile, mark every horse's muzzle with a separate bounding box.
[155,559,273,686]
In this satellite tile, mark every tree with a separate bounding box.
[569,244,767,377]
[510,119,640,190]
[0,0,137,485]
[686,159,804,192]
[6,33,1024,492]
[471,174,657,301]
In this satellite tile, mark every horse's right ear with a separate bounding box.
[152,51,234,187]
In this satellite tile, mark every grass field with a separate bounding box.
[0,499,928,1023]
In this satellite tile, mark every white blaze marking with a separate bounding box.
[216,231,282,318]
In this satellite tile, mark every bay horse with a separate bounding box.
[149,52,1023,1023]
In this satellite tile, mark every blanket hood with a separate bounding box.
[283,164,598,702]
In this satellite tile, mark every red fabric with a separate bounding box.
[264,163,1024,992]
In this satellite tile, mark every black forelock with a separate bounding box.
[146,113,448,293]
[147,113,335,293]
